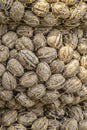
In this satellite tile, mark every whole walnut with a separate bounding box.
[32,0,50,17]
[9,49,18,59]
[41,13,57,27]
[2,71,17,90]
[0,64,5,77]
[58,46,73,63]
[18,112,37,126]
[0,45,9,62]
[17,25,33,37]
[46,74,65,90]
[10,1,24,21]
[36,62,51,81]
[60,94,74,105]
[79,120,87,130]
[15,36,34,51]
[47,29,62,49]
[60,118,78,130]
[33,33,46,50]
[27,84,46,100]
[0,25,7,38]
[7,123,27,130]
[52,2,70,19]
[16,93,35,108]
[19,71,38,88]
[23,11,40,27]
[73,51,81,61]
[69,106,84,122]
[78,66,87,84]
[50,59,65,74]
[63,59,79,78]
[7,58,24,77]
[37,47,57,63]
[81,55,87,69]
[63,77,82,93]
[1,110,17,126]
[18,49,39,70]
[48,119,60,130]
[78,38,87,55]
[31,117,49,130]
[2,31,18,49]
[0,0,13,10]
[0,90,13,101]
[41,91,60,104]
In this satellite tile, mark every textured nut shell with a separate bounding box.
[16,93,35,108]
[60,94,74,105]
[7,123,27,130]
[0,0,13,10]
[47,29,62,49]
[10,1,24,21]
[23,11,40,27]
[32,0,50,17]
[15,36,34,51]
[9,49,18,59]
[70,106,83,122]
[1,110,17,126]
[61,118,78,130]
[33,33,46,50]
[17,25,33,37]
[58,46,73,63]
[18,0,35,3]
[46,74,65,90]
[81,55,87,69]
[36,62,51,81]
[0,45,9,62]
[31,117,48,130]
[63,77,82,93]
[78,66,87,84]
[46,0,57,3]
[19,71,38,88]
[63,59,79,78]
[50,59,65,74]
[18,49,39,70]
[48,119,60,130]
[37,47,57,63]
[52,2,70,19]
[2,31,18,49]
[61,0,78,5]
[73,51,81,61]
[27,84,46,100]
[0,90,13,101]
[18,112,37,126]
[2,71,17,90]
[0,64,5,76]
[79,120,87,130]
[0,25,7,37]
[7,58,24,77]
[41,91,60,104]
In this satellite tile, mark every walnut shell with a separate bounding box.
[27,84,46,100]
[63,77,82,93]
[50,59,65,74]
[31,117,49,130]
[79,120,87,130]
[32,0,50,17]
[10,1,24,21]
[81,55,87,69]
[0,90,13,101]
[33,33,46,50]
[7,123,27,130]
[0,25,7,38]
[46,74,65,90]
[48,119,60,130]
[0,0,13,10]
[15,36,34,51]
[18,112,37,126]
[18,49,39,70]
[17,25,33,37]
[16,93,35,108]
[2,31,18,49]
[36,62,51,81]
[58,46,73,63]
[23,11,40,27]
[0,45,9,62]
[0,64,5,77]
[2,71,17,90]
[19,71,38,88]
[7,58,24,77]
[47,29,62,49]
[37,47,57,63]
[1,110,17,126]
[63,59,79,78]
